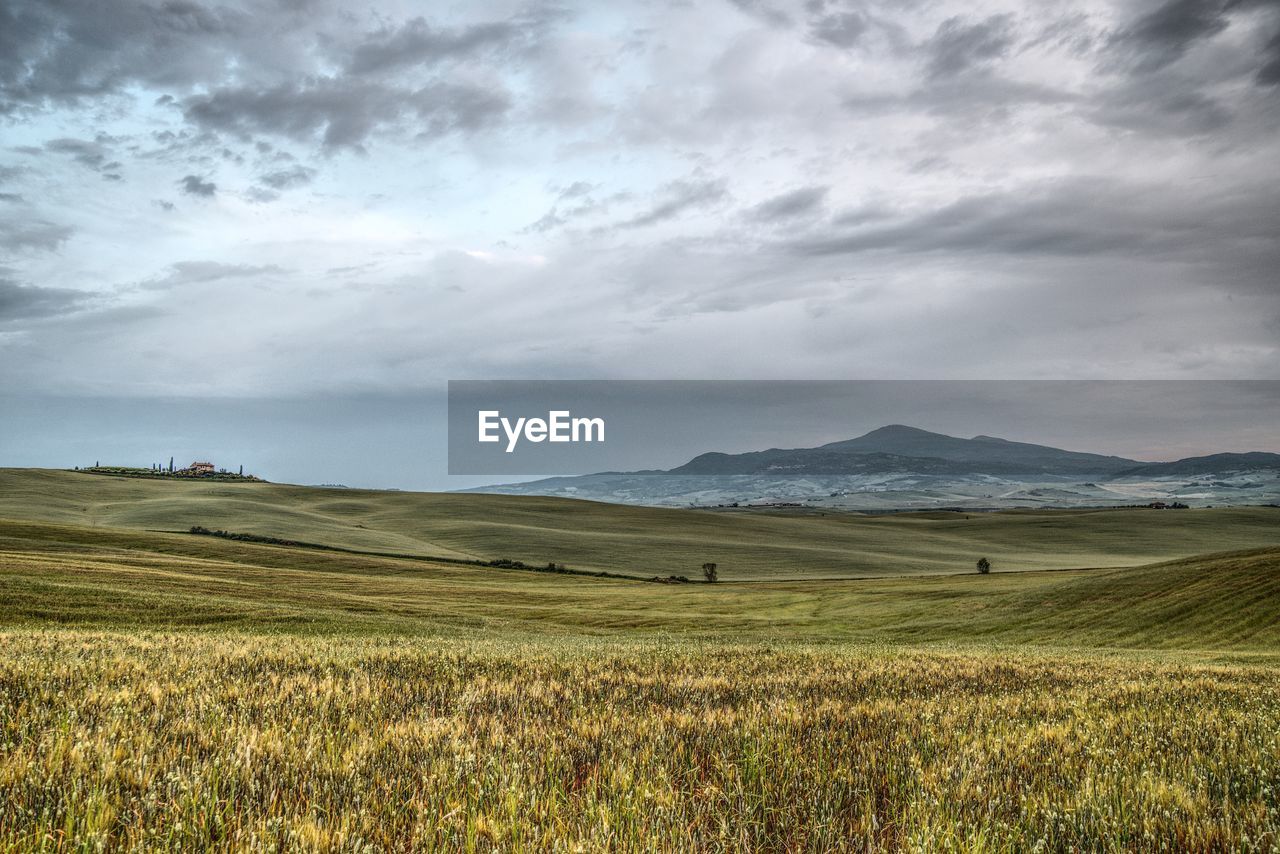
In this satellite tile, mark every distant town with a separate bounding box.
[75,459,263,482]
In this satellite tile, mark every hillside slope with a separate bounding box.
[2,468,1278,579]
[1113,451,1280,478]
[1,517,1276,651]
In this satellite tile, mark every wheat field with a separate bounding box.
[0,473,1278,850]
[2,468,1279,580]
[2,633,1278,851]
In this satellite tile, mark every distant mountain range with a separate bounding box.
[463,424,1280,508]
[1111,452,1280,478]
[671,425,1147,476]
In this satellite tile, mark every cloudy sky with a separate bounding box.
[1,0,1278,484]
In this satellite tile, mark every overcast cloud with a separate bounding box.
[1,0,1278,463]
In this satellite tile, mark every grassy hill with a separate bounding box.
[3,475,1279,849]
[3,516,1277,653]
[2,467,1277,580]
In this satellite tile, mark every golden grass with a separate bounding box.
[1,633,1277,851]
[0,478,1277,850]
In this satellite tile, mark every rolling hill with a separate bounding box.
[2,467,1277,851]
[2,467,1278,580]
[1,514,1277,651]
[1113,451,1280,478]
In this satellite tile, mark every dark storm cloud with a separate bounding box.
[618,179,729,229]
[179,174,216,197]
[1107,0,1230,73]
[37,136,125,178]
[1254,24,1280,85]
[789,188,1144,257]
[1090,75,1232,134]
[1079,1,1280,136]
[0,0,250,112]
[182,81,391,149]
[182,79,510,151]
[44,138,108,169]
[1102,0,1280,87]
[408,81,513,136]
[345,18,525,75]
[1,1,533,161]
[783,178,1280,293]
[748,186,828,222]
[0,276,89,319]
[925,14,1016,79]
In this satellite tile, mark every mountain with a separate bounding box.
[462,425,1280,509]
[673,449,1065,477]
[672,425,1141,476]
[820,425,1140,473]
[1112,452,1280,478]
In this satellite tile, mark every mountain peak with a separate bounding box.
[856,424,949,440]
[809,424,1139,473]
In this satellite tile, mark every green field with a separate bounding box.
[2,516,1279,651]
[3,468,1278,579]
[1,469,1278,850]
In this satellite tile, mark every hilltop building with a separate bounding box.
[189,461,216,474]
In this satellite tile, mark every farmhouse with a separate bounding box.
[189,461,216,474]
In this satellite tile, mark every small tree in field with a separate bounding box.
[702,562,718,583]
[976,557,991,574]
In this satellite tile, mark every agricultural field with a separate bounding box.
[2,468,1279,579]
[0,471,1278,849]
[3,633,1279,851]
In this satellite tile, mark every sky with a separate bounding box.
[1,0,1278,486]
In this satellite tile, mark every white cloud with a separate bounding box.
[0,0,1277,399]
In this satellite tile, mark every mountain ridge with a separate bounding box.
[672,424,1144,476]
[461,425,1280,508]
[1113,452,1280,478]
